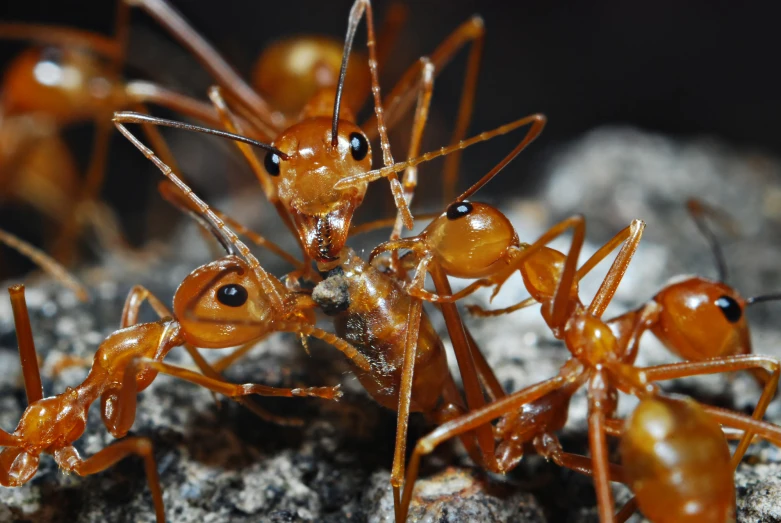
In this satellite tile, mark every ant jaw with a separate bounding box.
[290,200,359,265]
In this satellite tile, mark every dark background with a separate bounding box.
[1,0,780,271]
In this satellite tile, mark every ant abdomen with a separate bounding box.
[621,395,735,523]
[251,36,370,119]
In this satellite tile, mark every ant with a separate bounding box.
[0,168,372,521]
[0,0,227,262]
[113,85,550,522]
[376,212,781,521]
[338,133,781,520]
[118,0,487,268]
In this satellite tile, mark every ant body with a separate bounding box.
[344,135,781,521]
[0,170,367,521]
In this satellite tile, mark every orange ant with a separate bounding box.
[373,212,781,521]
[112,89,554,523]
[0,1,228,262]
[0,167,374,521]
[337,131,781,521]
[119,0,487,268]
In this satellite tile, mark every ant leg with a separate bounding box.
[399,366,579,522]
[211,341,258,373]
[466,296,537,317]
[374,3,407,74]
[588,219,645,318]
[696,404,781,448]
[639,355,781,466]
[126,0,281,132]
[428,263,496,465]
[464,327,505,401]
[0,24,119,57]
[8,285,43,404]
[278,323,372,373]
[122,358,342,402]
[362,14,484,172]
[124,81,223,128]
[0,229,89,301]
[391,297,423,518]
[55,439,165,523]
[534,433,627,483]
[588,371,617,523]
[390,58,434,242]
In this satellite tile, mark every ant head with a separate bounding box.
[267,117,372,263]
[652,277,750,360]
[424,201,519,278]
[0,447,38,487]
[2,47,120,124]
[252,36,370,119]
[173,256,274,348]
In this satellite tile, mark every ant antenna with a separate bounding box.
[747,293,781,306]
[113,112,288,159]
[158,182,236,256]
[331,0,362,147]
[686,199,736,284]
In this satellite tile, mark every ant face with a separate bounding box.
[267,117,372,262]
[2,47,118,124]
[252,37,370,118]
[173,256,273,348]
[427,202,519,278]
[652,277,750,360]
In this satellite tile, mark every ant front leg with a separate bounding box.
[8,285,43,404]
[587,371,617,523]
[390,296,423,517]
[126,0,280,133]
[363,15,485,204]
[54,439,165,523]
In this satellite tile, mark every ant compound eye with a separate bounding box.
[715,295,742,323]
[349,132,369,161]
[264,152,281,176]
[216,284,248,307]
[446,201,473,220]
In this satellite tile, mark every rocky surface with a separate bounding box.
[1,127,781,521]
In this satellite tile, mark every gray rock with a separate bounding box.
[1,127,781,521]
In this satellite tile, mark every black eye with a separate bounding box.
[715,295,742,323]
[446,201,473,220]
[348,132,369,161]
[264,152,281,176]
[217,284,248,307]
